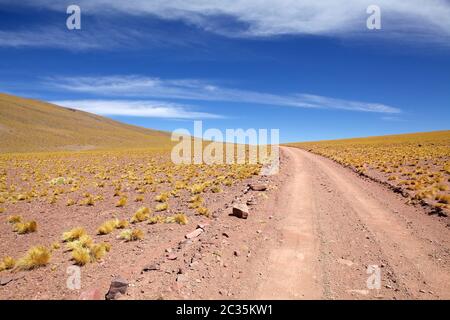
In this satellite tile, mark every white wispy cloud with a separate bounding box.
[51,99,223,119]
[7,0,450,43]
[0,28,111,50]
[47,75,401,114]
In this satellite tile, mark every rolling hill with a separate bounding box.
[0,93,172,153]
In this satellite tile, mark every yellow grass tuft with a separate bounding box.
[131,207,150,223]
[155,202,168,212]
[0,256,16,272]
[119,229,144,242]
[116,196,127,207]
[62,227,87,242]
[51,242,61,250]
[436,194,450,204]
[7,215,22,224]
[148,215,165,224]
[174,213,188,225]
[191,183,206,194]
[71,247,91,266]
[155,192,170,202]
[14,220,37,234]
[115,219,129,229]
[196,207,210,217]
[17,246,51,270]
[90,243,110,262]
[97,219,118,235]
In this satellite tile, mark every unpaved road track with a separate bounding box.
[239,147,450,300]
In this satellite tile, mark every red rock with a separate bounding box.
[185,228,203,239]
[232,203,249,219]
[167,253,178,260]
[249,183,267,191]
[79,288,103,300]
[105,277,128,300]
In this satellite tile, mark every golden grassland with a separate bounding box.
[0,93,272,273]
[0,147,262,271]
[0,93,172,153]
[289,130,450,212]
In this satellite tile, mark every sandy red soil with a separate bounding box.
[1,147,450,300]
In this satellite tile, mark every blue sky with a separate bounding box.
[0,1,449,142]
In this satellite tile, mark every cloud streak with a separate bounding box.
[6,0,450,43]
[52,99,223,119]
[48,75,401,114]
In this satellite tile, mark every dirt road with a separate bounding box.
[239,147,450,299]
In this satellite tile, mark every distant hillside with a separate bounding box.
[288,130,450,147]
[0,93,172,153]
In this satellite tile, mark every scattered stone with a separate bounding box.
[178,239,193,249]
[197,223,208,230]
[222,232,230,238]
[346,289,369,296]
[249,183,267,191]
[0,276,14,286]
[419,289,426,293]
[185,228,203,239]
[256,230,262,234]
[79,288,103,300]
[141,263,160,273]
[246,199,257,206]
[165,248,173,253]
[233,250,240,257]
[167,254,178,260]
[232,203,249,219]
[176,274,188,283]
[105,277,129,300]
[337,258,354,267]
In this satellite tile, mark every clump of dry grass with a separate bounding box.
[196,207,209,217]
[66,234,93,251]
[51,242,61,250]
[62,227,87,242]
[115,219,129,229]
[155,192,169,202]
[190,183,206,194]
[131,207,150,223]
[116,196,127,207]
[148,215,165,224]
[118,229,144,242]
[7,215,22,224]
[174,213,188,225]
[436,194,450,204]
[0,256,16,271]
[17,246,51,270]
[97,219,118,235]
[155,202,168,212]
[97,218,129,234]
[70,238,111,266]
[90,243,111,262]
[13,220,37,234]
[72,247,91,266]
